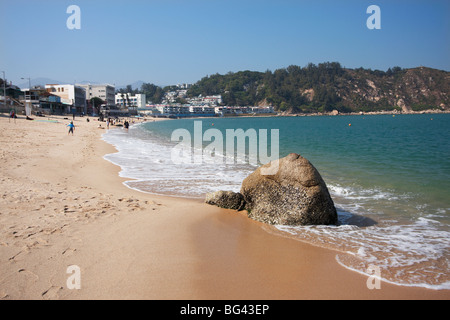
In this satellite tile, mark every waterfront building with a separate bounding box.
[77,84,116,106]
[115,93,146,109]
[45,84,86,114]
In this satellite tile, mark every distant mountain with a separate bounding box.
[16,77,66,89]
[187,63,450,113]
[116,81,145,91]
[75,80,100,85]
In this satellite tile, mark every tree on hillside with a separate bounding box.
[120,93,126,108]
[90,97,104,115]
[140,83,165,104]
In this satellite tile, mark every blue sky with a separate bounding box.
[1,0,449,86]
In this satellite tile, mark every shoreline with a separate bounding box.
[149,108,450,120]
[279,108,450,117]
[0,114,449,300]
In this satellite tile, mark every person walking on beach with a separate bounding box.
[67,121,75,136]
[9,110,16,123]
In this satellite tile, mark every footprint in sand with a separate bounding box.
[9,248,28,261]
[0,292,10,300]
[42,286,63,300]
[62,248,77,256]
[17,269,39,282]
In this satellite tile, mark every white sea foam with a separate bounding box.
[328,183,408,203]
[102,125,254,198]
[275,215,450,289]
[334,255,450,290]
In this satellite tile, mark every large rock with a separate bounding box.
[205,191,246,211]
[240,153,338,226]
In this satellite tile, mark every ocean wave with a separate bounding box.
[275,215,450,289]
[328,183,410,202]
[102,126,252,198]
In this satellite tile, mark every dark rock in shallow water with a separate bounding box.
[240,153,338,226]
[205,191,246,211]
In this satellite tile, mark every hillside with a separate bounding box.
[187,63,450,113]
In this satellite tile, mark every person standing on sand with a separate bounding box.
[67,121,75,136]
[9,110,16,123]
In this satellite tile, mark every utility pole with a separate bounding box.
[21,77,31,99]
[2,71,5,109]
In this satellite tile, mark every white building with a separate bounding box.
[203,95,222,105]
[202,106,215,114]
[176,83,192,89]
[77,84,115,106]
[188,94,223,106]
[156,105,189,116]
[250,106,275,114]
[45,84,86,114]
[214,106,275,116]
[189,106,203,114]
[115,93,146,109]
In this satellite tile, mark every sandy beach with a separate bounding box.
[0,114,449,300]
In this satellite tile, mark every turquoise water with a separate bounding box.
[103,114,450,289]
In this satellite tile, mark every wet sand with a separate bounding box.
[0,114,448,300]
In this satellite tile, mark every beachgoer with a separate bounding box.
[67,121,75,135]
[9,110,16,123]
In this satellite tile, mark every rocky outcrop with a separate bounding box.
[205,154,338,226]
[205,191,246,211]
[240,153,338,226]
[397,98,412,113]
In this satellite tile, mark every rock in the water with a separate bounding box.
[240,153,338,226]
[205,191,246,211]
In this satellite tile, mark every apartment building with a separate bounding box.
[156,105,189,116]
[115,93,146,109]
[78,84,115,106]
[45,84,86,114]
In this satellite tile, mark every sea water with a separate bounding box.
[103,114,450,289]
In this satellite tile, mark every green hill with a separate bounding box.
[187,63,450,113]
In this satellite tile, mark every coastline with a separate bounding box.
[199,108,450,118]
[147,108,450,122]
[282,108,450,117]
[0,114,449,300]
